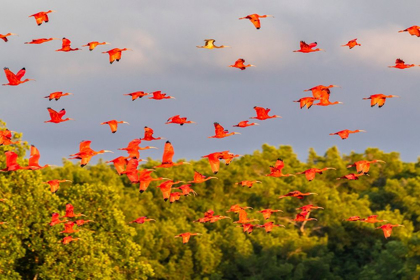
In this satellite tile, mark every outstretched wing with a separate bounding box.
[15,68,26,80]
[28,145,41,166]
[214,122,225,136]
[162,141,174,164]
[4,68,19,84]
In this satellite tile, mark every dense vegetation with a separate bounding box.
[1,123,419,280]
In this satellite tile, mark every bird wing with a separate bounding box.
[28,145,41,166]
[162,141,174,163]
[214,123,225,136]
[5,151,18,167]
[300,41,310,50]
[238,209,248,222]
[250,17,261,29]
[47,108,59,120]
[15,68,26,80]
[4,68,18,84]
[395,58,404,65]
[62,38,71,48]
[58,109,66,118]
[274,159,285,171]
[144,127,154,139]
[193,171,204,182]
[79,140,92,153]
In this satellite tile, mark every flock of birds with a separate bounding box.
[1,10,417,244]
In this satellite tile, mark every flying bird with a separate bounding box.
[60,236,81,245]
[257,222,284,233]
[82,41,110,51]
[0,151,25,172]
[279,190,317,199]
[103,48,132,64]
[100,120,129,133]
[173,184,197,196]
[296,167,336,181]
[329,129,366,140]
[293,41,324,53]
[29,10,56,26]
[336,173,365,180]
[0,129,18,146]
[154,141,189,168]
[189,171,217,184]
[130,216,155,224]
[63,204,85,218]
[196,39,230,49]
[304,85,340,100]
[292,211,317,222]
[25,145,50,170]
[347,160,386,175]
[141,126,164,141]
[44,108,74,124]
[148,91,175,100]
[229,58,255,70]
[25,38,59,44]
[294,97,317,109]
[106,156,128,175]
[49,213,67,226]
[138,169,167,193]
[226,204,252,213]
[250,106,281,120]
[360,215,387,223]
[156,180,183,201]
[258,209,283,220]
[69,140,113,167]
[56,38,81,52]
[399,25,420,37]
[175,232,201,244]
[376,224,404,239]
[220,152,241,166]
[60,221,79,234]
[44,180,71,193]
[209,122,240,139]
[233,120,259,128]
[3,67,34,86]
[238,14,273,29]
[0,33,17,42]
[124,91,150,101]
[344,216,362,222]
[296,205,324,213]
[44,92,73,101]
[342,39,361,49]
[235,180,261,188]
[388,58,417,69]
[363,94,399,108]
[202,151,227,174]
[166,115,195,125]
[234,208,259,224]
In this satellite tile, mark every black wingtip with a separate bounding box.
[139,190,144,193]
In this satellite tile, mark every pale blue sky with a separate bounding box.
[1,1,419,166]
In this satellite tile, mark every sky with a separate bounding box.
[1,1,419,166]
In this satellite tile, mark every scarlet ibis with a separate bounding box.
[60,236,81,245]
[155,141,190,168]
[220,152,241,166]
[0,129,18,146]
[234,208,259,224]
[294,97,317,109]
[69,140,113,167]
[292,211,317,222]
[103,48,132,64]
[75,219,94,226]
[124,91,150,101]
[239,14,273,29]
[293,41,324,53]
[29,10,56,26]
[250,106,281,120]
[166,115,195,125]
[233,120,259,128]
[376,224,404,239]
[342,39,361,49]
[169,192,183,203]
[389,58,417,69]
[209,122,240,139]
[25,145,50,170]
[60,221,79,234]
[363,94,399,108]
[196,39,230,49]
[106,156,128,175]
[258,209,283,220]
[141,126,164,141]
[138,169,167,193]
[257,222,284,233]
[296,167,336,181]
[329,129,366,140]
[121,158,141,183]
[156,180,183,201]
[100,120,129,133]
[49,213,67,226]
[44,180,71,193]
[279,190,317,199]
[336,173,365,180]
[3,67,34,86]
[202,151,227,174]
[189,171,217,183]
[175,232,201,244]
[44,108,74,124]
[64,204,85,218]
[82,41,110,51]
[25,38,59,44]
[148,91,175,100]
[44,92,73,101]
[296,205,324,212]
[235,180,261,188]
[361,215,387,223]
[0,151,24,172]
[399,26,420,37]
[313,95,343,106]
[226,204,252,213]
[119,139,157,159]
[266,158,295,178]
[347,160,385,174]
[237,223,256,234]
[304,85,340,100]
[229,59,255,70]
[130,216,155,224]
[56,38,81,52]
[0,33,17,42]
[344,216,362,222]
[173,184,197,196]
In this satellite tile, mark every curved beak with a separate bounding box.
[104,150,114,153]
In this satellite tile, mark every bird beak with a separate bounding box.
[149,146,158,149]
[10,33,18,36]
[52,38,59,40]
[104,150,114,153]
[105,42,111,45]
[311,193,318,195]
[123,122,130,124]
[360,130,367,132]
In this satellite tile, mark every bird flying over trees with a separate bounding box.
[296,167,336,181]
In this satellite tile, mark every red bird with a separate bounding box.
[258,209,283,220]
[330,129,366,140]
[64,204,85,218]
[106,156,128,175]
[0,33,17,42]
[233,120,259,128]
[103,48,132,64]
[156,180,183,201]
[363,94,399,108]
[342,38,361,49]
[75,219,94,226]
[29,10,56,26]
[44,92,73,101]
[56,38,81,52]
[235,180,261,188]
[100,120,129,133]
[313,95,343,107]
[174,184,197,196]
[399,26,420,37]
[376,224,404,239]
[154,141,189,168]
[257,222,284,233]
[293,41,324,53]
[60,221,79,234]
[336,173,365,180]
[233,208,259,224]
[296,205,324,213]
[25,145,50,170]
[141,126,164,141]
[229,58,255,70]
[296,167,336,181]
[82,41,110,51]
[304,85,340,100]
[279,190,317,199]
[121,158,141,183]
[118,139,156,159]
[292,211,317,222]
[266,158,295,178]
[250,106,281,120]
[169,192,183,203]
[239,14,273,29]
[69,140,113,167]
[0,151,25,172]
[130,216,155,224]
[209,122,240,139]
[49,213,67,226]
[175,232,201,244]
[0,129,18,146]
[189,171,217,184]
[25,38,59,44]
[148,91,175,100]
[227,204,252,213]
[347,160,386,175]
[44,180,71,193]
[202,151,227,174]
[44,108,74,124]
[294,97,317,109]
[138,169,168,193]
[389,58,417,69]
[237,223,256,234]
[60,236,81,245]
[360,215,387,223]
[220,151,241,166]
[345,216,362,222]
[3,67,34,86]
[166,115,196,125]
[124,91,150,101]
